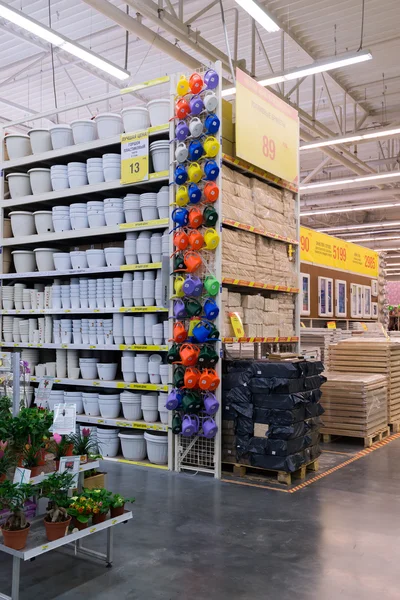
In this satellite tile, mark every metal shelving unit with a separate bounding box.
[30,375,167,392]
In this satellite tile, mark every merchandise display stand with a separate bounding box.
[0,511,132,600]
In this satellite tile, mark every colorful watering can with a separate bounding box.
[176,75,190,96]
[173,321,187,343]
[173,298,186,319]
[174,164,188,185]
[204,113,220,135]
[202,417,218,438]
[203,159,219,181]
[188,317,201,337]
[204,275,220,296]
[184,297,202,317]
[174,275,185,297]
[176,185,189,207]
[203,182,219,203]
[198,345,219,368]
[189,95,204,115]
[204,392,219,415]
[183,274,203,296]
[179,343,200,367]
[173,365,186,388]
[184,250,202,273]
[175,142,189,163]
[203,297,220,320]
[173,253,185,272]
[175,98,191,119]
[187,162,203,183]
[184,367,201,389]
[188,140,204,162]
[199,368,220,391]
[188,229,205,251]
[192,320,215,343]
[166,389,183,411]
[172,207,189,227]
[204,68,219,89]
[176,120,190,141]
[181,414,200,437]
[189,117,203,138]
[188,182,202,204]
[204,136,220,158]
[204,91,218,112]
[203,205,218,227]
[167,343,181,364]
[189,72,203,94]
[173,230,189,251]
[188,207,203,229]
[204,228,220,250]
[181,390,202,412]
[172,414,182,434]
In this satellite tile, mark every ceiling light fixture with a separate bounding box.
[300,201,400,217]
[221,49,372,97]
[301,126,400,151]
[347,235,400,242]
[300,170,400,191]
[234,0,280,33]
[0,1,130,80]
[318,220,400,233]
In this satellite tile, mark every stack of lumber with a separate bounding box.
[328,339,400,425]
[320,372,388,438]
[300,328,352,365]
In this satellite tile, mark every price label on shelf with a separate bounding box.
[121,130,149,184]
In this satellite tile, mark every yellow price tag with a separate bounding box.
[327,321,336,329]
[121,130,149,184]
[229,312,245,338]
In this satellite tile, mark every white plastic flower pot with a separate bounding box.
[70,119,97,144]
[144,431,168,464]
[104,247,125,267]
[49,124,74,150]
[53,253,72,271]
[34,248,57,272]
[86,249,106,268]
[28,168,52,195]
[83,396,100,417]
[5,134,32,159]
[96,113,123,139]
[98,395,121,419]
[119,432,146,460]
[121,107,150,133]
[150,148,169,172]
[9,211,35,237]
[28,129,52,154]
[97,363,118,381]
[12,250,35,273]
[33,211,54,234]
[7,173,32,198]
[80,363,98,380]
[121,399,142,421]
[147,99,170,127]
[70,251,88,270]
[97,437,120,458]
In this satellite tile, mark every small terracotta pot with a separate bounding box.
[54,459,60,471]
[1,524,30,550]
[72,518,88,531]
[30,465,42,477]
[0,473,6,484]
[92,513,107,525]
[110,505,125,518]
[36,448,47,466]
[44,517,71,542]
[65,444,74,456]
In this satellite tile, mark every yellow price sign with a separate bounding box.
[229,312,245,338]
[121,130,149,184]
[327,321,336,329]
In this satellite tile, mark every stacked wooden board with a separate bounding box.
[300,328,352,365]
[328,339,400,426]
[320,372,388,443]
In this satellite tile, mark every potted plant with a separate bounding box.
[0,441,16,483]
[0,397,12,443]
[48,434,74,471]
[21,439,46,477]
[9,408,53,464]
[69,428,97,464]
[109,492,135,518]
[83,488,112,524]
[39,472,75,541]
[67,494,96,530]
[0,480,34,549]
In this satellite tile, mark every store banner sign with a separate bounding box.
[235,68,299,185]
[121,130,149,184]
[300,226,379,277]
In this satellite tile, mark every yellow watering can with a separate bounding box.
[176,75,190,96]
[187,162,203,183]
[176,186,189,207]
[174,275,185,297]
[204,228,220,250]
[204,136,220,158]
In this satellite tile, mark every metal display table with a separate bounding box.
[0,511,132,600]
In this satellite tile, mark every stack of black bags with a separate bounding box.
[222,360,325,473]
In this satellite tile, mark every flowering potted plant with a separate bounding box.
[21,439,45,477]
[49,434,74,471]
[0,441,16,483]
[0,480,34,549]
[109,492,135,518]
[69,429,97,464]
[39,472,75,541]
[83,488,112,524]
[9,408,53,464]
[67,495,96,530]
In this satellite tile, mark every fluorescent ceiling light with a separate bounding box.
[318,220,400,233]
[221,50,372,97]
[234,0,280,32]
[347,235,400,242]
[301,126,400,151]
[300,202,400,217]
[0,1,130,80]
[300,170,400,191]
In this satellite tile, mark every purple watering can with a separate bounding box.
[202,417,218,439]
[204,392,219,415]
[181,414,200,437]
[189,95,205,115]
[204,69,219,90]
[166,389,182,410]
[174,298,186,318]
[176,120,190,141]
[183,274,202,296]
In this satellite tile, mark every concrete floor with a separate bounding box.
[1,438,400,600]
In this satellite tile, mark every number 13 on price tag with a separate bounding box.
[121,130,149,184]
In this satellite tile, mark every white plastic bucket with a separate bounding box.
[121,107,150,132]
[5,134,31,160]
[119,432,146,460]
[144,431,168,464]
[28,129,52,154]
[147,99,170,127]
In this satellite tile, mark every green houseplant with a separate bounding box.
[69,428,98,464]
[9,408,53,465]
[0,480,35,550]
[21,440,45,477]
[0,441,16,483]
[48,434,74,471]
[39,472,75,541]
[109,492,135,518]
[67,494,96,530]
[82,488,112,524]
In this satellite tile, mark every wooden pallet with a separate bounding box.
[222,459,319,485]
[321,426,390,448]
[388,421,400,434]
